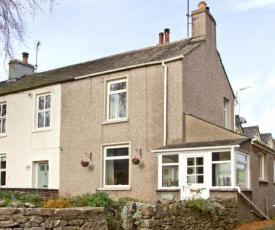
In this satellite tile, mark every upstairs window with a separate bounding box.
[223,98,229,128]
[0,155,6,186]
[107,79,127,121]
[36,93,51,129]
[0,102,7,134]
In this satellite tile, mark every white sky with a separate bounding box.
[0,0,274,137]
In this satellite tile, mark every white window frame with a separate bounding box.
[186,156,204,185]
[0,154,7,186]
[35,93,51,130]
[103,144,130,188]
[212,151,232,187]
[159,154,179,189]
[223,97,229,128]
[259,153,266,180]
[106,78,127,122]
[236,152,249,187]
[0,102,7,135]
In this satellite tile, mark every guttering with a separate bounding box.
[74,56,184,80]
[151,144,240,153]
[251,138,275,154]
[162,55,184,146]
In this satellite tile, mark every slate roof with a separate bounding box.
[0,38,202,96]
[243,126,259,139]
[154,138,250,150]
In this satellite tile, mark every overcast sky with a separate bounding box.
[0,0,274,137]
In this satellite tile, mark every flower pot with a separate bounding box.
[132,159,140,165]
[81,161,89,167]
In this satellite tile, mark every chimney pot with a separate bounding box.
[159,32,164,45]
[164,28,170,43]
[22,52,29,63]
[198,1,207,9]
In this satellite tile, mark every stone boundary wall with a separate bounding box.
[122,198,237,230]
[0,207,107,229]
[0,188,58,200]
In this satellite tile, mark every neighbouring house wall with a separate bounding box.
[0,85,61,189]
[182,41,234,131]
[249,144,275,216]
[0,207,107,229]
[185,114,245,143]
[59,62,184,200]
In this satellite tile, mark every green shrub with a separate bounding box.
[186,198,223,214]
[71,192,113,208]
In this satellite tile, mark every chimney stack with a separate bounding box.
[164,28,170,43]
[22,52,29,63]
[191,1,216,45]
[159,32,164,45]
[8,52,35,80]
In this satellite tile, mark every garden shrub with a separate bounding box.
[43,198,71,208]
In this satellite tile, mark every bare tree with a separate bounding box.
[0,0,56,60]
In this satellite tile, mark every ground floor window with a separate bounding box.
[212,151,231,186]
[161,155,179,187]
[236,153,248,187]
[104,145,129,186]
[0,155,6,186]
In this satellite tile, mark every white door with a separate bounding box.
[37,163,49,188]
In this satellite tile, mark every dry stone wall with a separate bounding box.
[122,198,237,230]
[0,207,107,230]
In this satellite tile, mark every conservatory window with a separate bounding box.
[161,155,179,187]
[212,151,231,186]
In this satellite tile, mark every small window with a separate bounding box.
[0,155,7,186]
[259,153,266,180]
[223,98,229,128]
[103,145,129,187]
[212,151,231,186]
[0,102,7,134]
[106,79,127,121]
[161,155,179,187]
[236,153,248,187]
[36,93,51,129]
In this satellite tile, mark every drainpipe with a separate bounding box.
[162,55,184,146]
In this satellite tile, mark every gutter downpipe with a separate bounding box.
[234,186,269,220]
[162,55,184,146]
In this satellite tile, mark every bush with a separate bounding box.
[71,192,113,208]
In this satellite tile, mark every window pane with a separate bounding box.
[237,154,247,163]
[110,82,126,91]
[0,157,6,169]
[162,165,178,187]
[212,152,231,161]
[162,155,178,164]
[187,158,194,166]
[105,159,129,185]
[38,112,44,128]
[107,147,128,157]
[38,97,45,110]
[237,163,247,187]
[109,92,126,119]
[196,166,203,174]
[2,104,6,116]
[196,157,203,165]
[45,95,51,109]
[212,163,231,186]
[2,119,6,133]
[45,111,51,127]
[0,171,6,186]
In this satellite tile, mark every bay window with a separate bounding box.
[236,153,248,187]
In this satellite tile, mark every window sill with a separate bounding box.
[259,179,269,183]
[0,134,7,138]
[156,188,180,192]
[97,186,131,191]
[102,118,128,125]
[32,128,52,133]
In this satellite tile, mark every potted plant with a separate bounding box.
[132,156,140,165]
[81,160,89,167]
